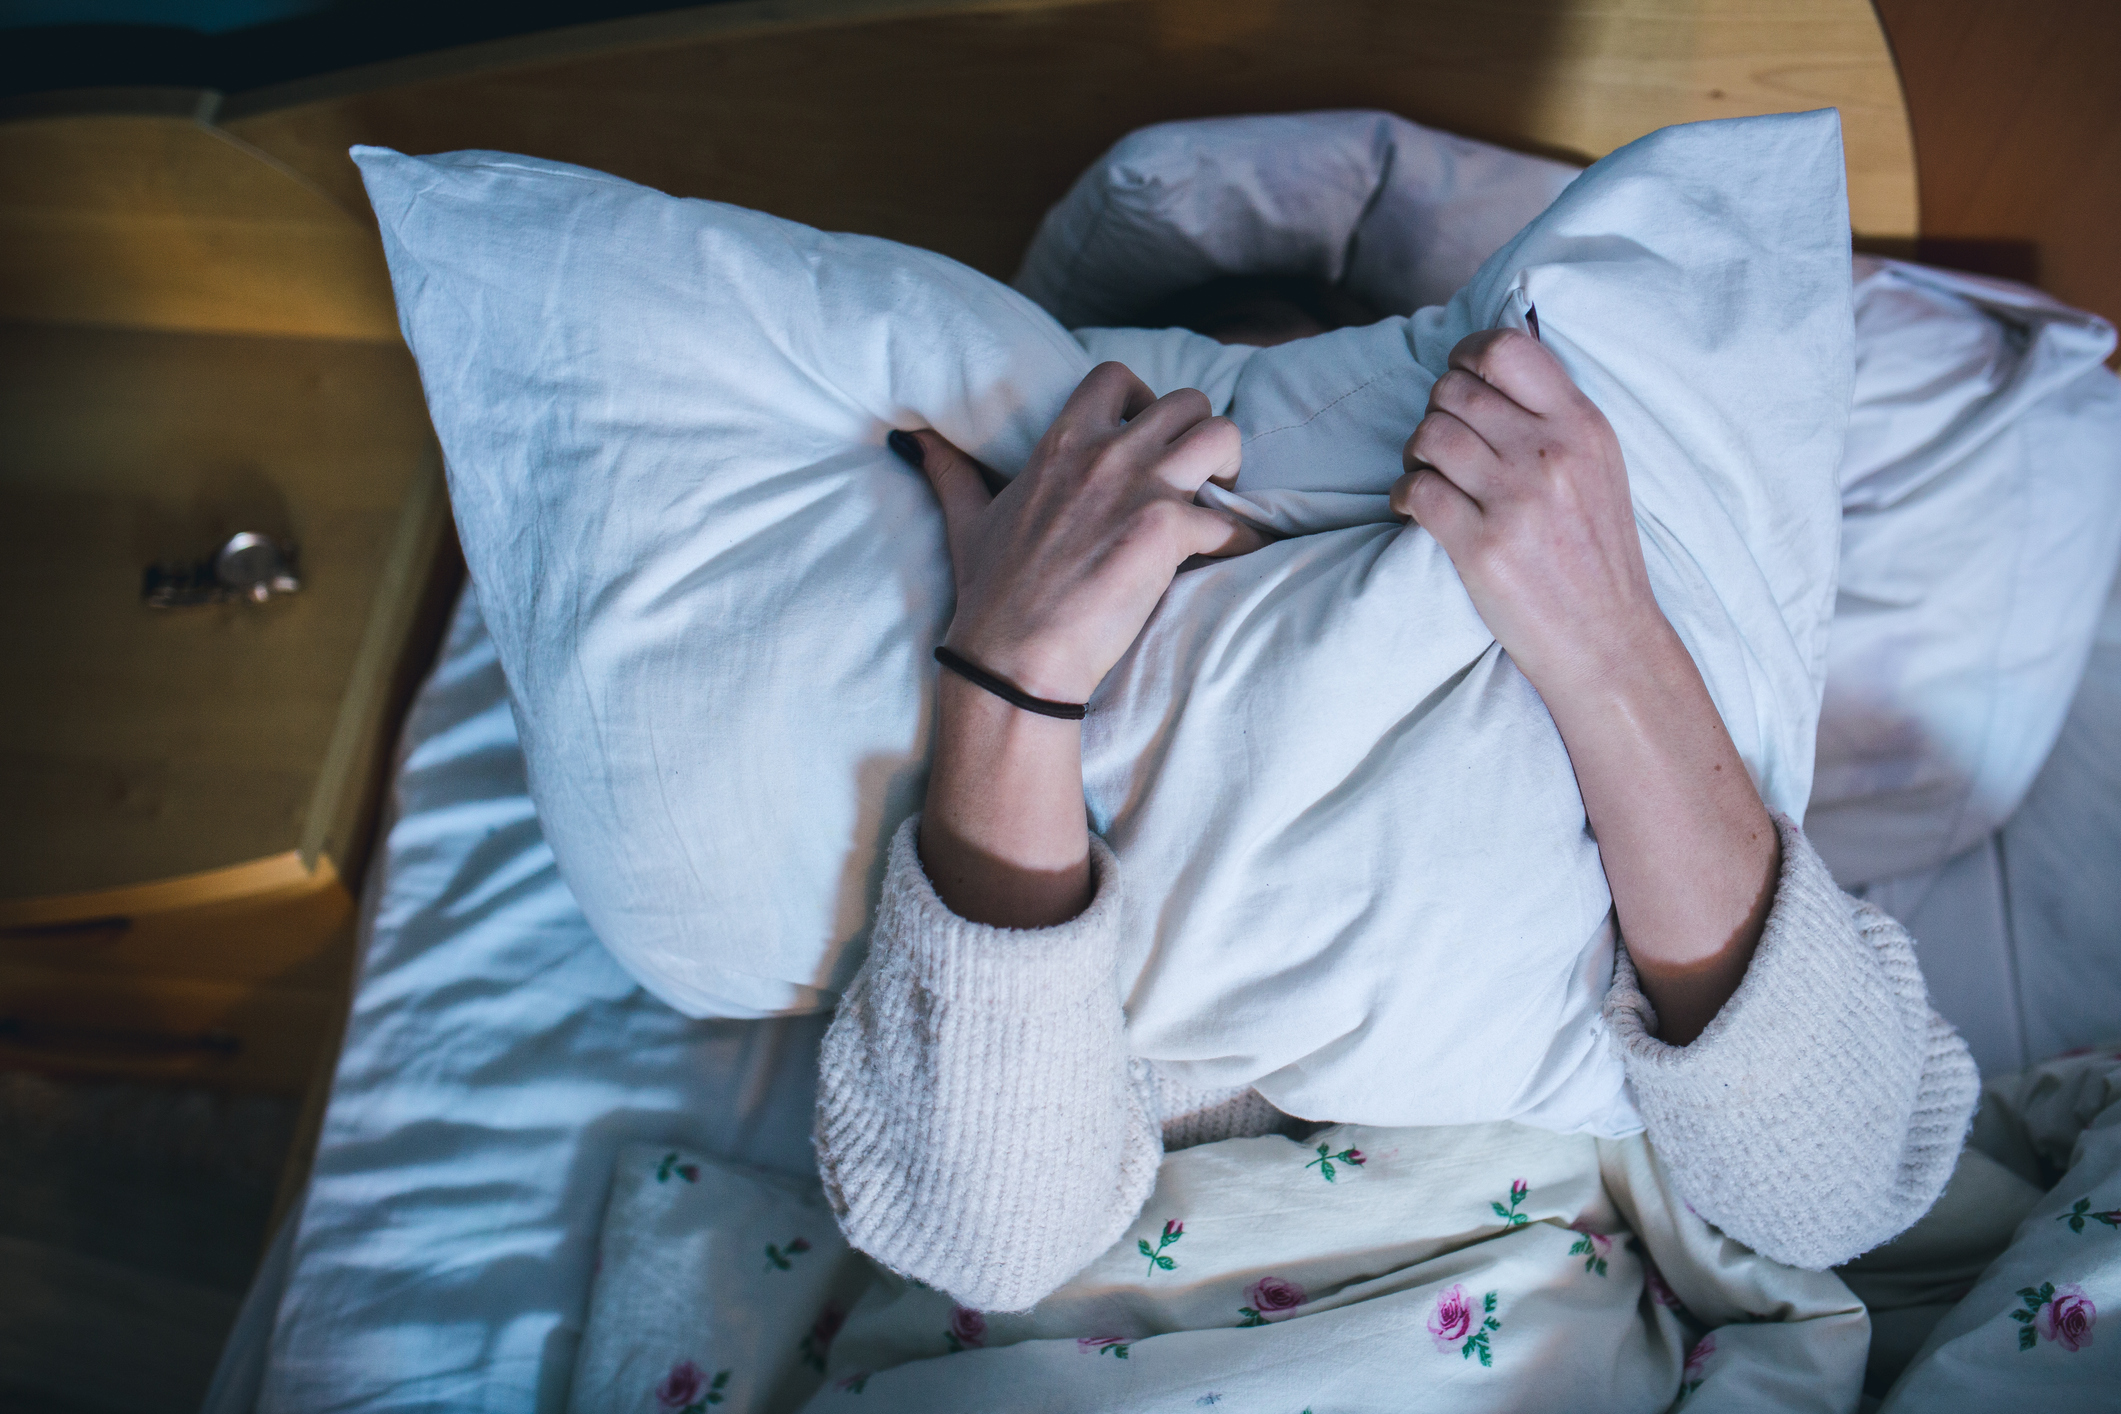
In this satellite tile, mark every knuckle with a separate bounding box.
[1411,414,1464,461]
[1199,415,1242,455]
[1402,468,1447,514]
[1134,497,1187,542]
[1168,386,1212,420]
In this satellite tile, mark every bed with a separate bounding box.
[189,1,2121,1409]
[204,558,2121,1414]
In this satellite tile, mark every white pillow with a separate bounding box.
[356,109,1847,1134]
[1031,114,2121,890]
[1806,258,2121,884]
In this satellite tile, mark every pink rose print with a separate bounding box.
[1491,1179,1530,1227]
[1683,1333,1716,1382]
[2020,1283,2095,1352]
[1077,1335,1131,1359]
[1237,1275,1308,1326]
[945,1305,987,1353]
[654,1359,729,1410]
[1428,1285,1475,1347]
[656,1361,705,1410]
[1428,1284,1501,1365]
[2041,1289,2096,1351]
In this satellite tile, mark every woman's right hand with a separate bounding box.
[903,360,1260,705]
[900,361,1260,928]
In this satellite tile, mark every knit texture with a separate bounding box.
[815,818,1161,1312]
[1142,1068,1296,1152]
[819,812,1980,1310]
[1603,812,1981,1270]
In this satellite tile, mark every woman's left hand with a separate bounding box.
[1393,327,1780,1045]
[1389,328,1668,701]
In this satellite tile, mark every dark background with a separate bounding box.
[0,0,733,100]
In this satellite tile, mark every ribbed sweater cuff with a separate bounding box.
[815,816,1157,1312]
[1603,812,1979,1269]
[869,814,1125,1005]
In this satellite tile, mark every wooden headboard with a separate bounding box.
[209,0,1920,314]
[0,0,1939,346]
[1873,0,2121,365]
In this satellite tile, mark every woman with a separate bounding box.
[816,330,1978,1313]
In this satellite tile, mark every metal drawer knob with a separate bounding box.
[144,532,301,608]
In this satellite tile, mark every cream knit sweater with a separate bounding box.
[815,812,1979,1312]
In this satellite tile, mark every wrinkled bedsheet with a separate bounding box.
[245,590,830,1414]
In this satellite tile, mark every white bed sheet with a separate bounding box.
[1857,562,2121,1078]
[229,587,829,1414]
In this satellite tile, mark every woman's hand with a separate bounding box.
[1394,329,1780,1045]
[901,362,1262,927]
[1390,329,1667,697]
[917,361,1257,704]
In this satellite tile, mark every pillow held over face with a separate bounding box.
[357,109,1849,1134]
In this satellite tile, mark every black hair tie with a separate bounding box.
[933,646,1088,720]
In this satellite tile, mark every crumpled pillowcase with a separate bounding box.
[355,109,1848,1135]
[1806,259,2121,885]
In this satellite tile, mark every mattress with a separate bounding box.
[209,588,830,1414]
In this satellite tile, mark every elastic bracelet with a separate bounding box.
[933,645,1088,720]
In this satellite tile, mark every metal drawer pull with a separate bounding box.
[144,532,301,608]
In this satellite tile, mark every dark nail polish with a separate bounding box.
[887,429,925,470]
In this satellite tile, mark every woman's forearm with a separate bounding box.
[896,365,1252,929]
[1389,329,1781,1045]
[918,673,1092,928]
[1540,615,1779,1045]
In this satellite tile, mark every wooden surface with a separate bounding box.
[0,851,354,1092]
[221,0,1918,297]
[0,107,400,341]
[1872,0,2121,361]
[0,1231,242,1412]
[0,103,449,1092]
[0,322,435,901]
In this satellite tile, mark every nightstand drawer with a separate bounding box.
[0,97,456,1093]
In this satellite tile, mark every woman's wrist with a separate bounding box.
[1526,606,1779,1043]
[917,671,1093,929]
[940,627,1085,710]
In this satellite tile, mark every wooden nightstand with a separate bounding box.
[0,92,457,1105]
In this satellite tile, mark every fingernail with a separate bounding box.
[887,429,925,470]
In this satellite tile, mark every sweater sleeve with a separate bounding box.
[1603,812,1981,1270]
[814,815,1161,1313]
